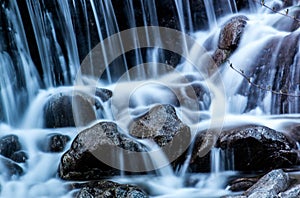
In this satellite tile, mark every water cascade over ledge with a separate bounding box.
[0,0,300,197]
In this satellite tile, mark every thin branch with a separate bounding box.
[227,60,300,97]
[252,0,300,24]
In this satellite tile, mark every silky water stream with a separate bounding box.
[0,0,300,197]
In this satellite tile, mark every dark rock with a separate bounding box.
[212,49,231,67]
[273,7,300,32]
[0,156,23,178]
[244,169,290,197]
[217,125,298,171]
[229,177,259,192]
[95,88,112,103]
[0,135,22,160]
[42,133,70,153]
[190,82,211,110]
[129,104,191,168]
[74,180,148,198]
[218,15,248,51]
[279,184,300,198]
[59,122,147,180]
[44,92,97,128]
[189,131,212,172]
[212,15,248,66]
[10,150,28,163]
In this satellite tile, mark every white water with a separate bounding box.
[0,0,300,197]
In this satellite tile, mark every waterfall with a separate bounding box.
[0,0,300,197]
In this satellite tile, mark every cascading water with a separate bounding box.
[0,0,300,197]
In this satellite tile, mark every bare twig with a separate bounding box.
[252,0,300,23]
[227,60,300,97]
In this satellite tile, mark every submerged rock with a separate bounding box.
[74,180,148,198]
[59,122,147,180]
[217,125,298,171]
[0,156,23,178]
[244,169,291,197]
[229,177,259,192]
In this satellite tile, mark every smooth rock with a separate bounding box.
[229,177,259,192]
[44,92,97,128]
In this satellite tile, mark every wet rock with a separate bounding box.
[244,169,291,197]
[213,15,248,66]
[10,150,28,163]
[190,82,211,110]
[218,15,248,51]
[95,88,112,103]
[217,125,298,171]
[74,180,148,198]
[59,122,147,180]
[279,184,300,198]
[237,31,300,114]
[229,177,259,192]
[42,133,70,152]
[129,104,190,146]
[44,92,97,128]
[189,131,212,172]
[0,156,23,178]
[0,135,22,161]
[273,7,300,32]
[129,104,191,167]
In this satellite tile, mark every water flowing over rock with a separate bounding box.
[217,125,299,171]
[59,121,147,180]
[0,157,23,178]
[74,181,149,198]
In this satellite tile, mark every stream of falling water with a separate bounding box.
[0,0,300,197]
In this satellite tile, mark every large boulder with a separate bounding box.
[59,121,148,180]
[74,181,148,198]
[129,104,191,168]
[217,125,299,171]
